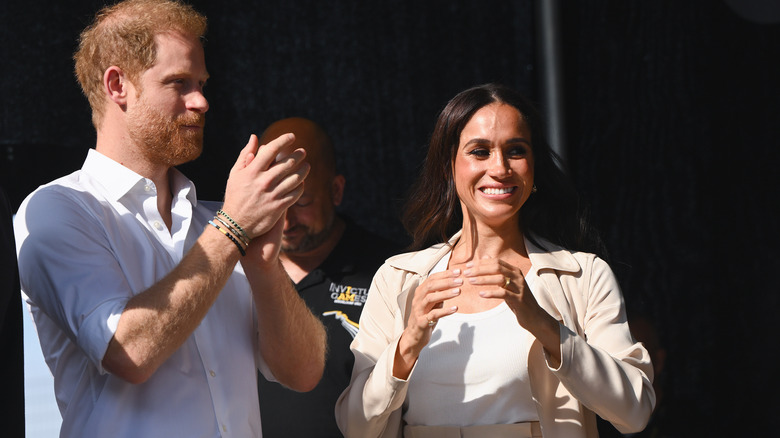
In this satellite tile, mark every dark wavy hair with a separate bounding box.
[402,83,606,258]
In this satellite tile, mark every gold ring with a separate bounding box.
[503,277,511,288]
[427,319,436,327]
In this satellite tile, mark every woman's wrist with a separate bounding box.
[532,312,562,367]
[392,331,419,380]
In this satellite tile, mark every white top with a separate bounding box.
[14,149,272,438]
[404,252,540,426]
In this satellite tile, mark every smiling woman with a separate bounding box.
[453,103,535,231]
[335,83,656,438]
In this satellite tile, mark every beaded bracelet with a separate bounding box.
[209,220,246,256]
[216,210,250,241]
[214,216,250,246]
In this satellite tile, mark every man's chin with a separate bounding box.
[281,227,331,254]
[281,241,314,254]
[169,143,203,166]
[281,240,301,253]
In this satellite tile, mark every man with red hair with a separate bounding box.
[14,1,326,436]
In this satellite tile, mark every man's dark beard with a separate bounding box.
[282,218,335,254]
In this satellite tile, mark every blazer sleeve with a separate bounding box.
[550,256,656,433]
[335,263,412,438]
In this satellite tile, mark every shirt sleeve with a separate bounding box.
[15,187,132,374]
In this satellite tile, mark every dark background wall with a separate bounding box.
[1,0,778,436]
[0,0,535,243]
[561,2,779,436]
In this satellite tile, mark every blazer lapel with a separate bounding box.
[389,233,461,328]
[526,237,582,333]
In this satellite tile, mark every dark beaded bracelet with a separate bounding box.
[216,209,250,241]
[208,220,246,256]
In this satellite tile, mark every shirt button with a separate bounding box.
[222,424,227,432]
[210,370,216,377]
[144,185,151,192]
[153,221,163,230]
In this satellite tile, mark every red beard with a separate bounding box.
[127,99,205,167]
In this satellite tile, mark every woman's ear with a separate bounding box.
[103,66,129,107]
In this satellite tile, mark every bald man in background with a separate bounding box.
[256,118,401,438]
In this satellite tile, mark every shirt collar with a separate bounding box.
[388,230,581,275]
[525,236,580,273]
[169,167,198,207]
[81,149,198,206]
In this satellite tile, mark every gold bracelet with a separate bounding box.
[208,220,246,256]
[214,216,250,246]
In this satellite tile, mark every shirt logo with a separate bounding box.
[329,282,368,306]
[322,311,359,338]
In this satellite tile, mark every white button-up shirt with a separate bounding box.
[15,149,272,438]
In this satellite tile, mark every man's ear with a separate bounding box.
[103,66,130,108]
[332,174,346,206]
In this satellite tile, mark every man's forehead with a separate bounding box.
[146,31,208,76]
[156,31,203,51]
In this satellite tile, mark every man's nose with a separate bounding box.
[186,90,209,113]
[284,209,297,229]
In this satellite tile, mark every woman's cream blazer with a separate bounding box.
[335,232,655,438]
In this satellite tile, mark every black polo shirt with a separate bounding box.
[258,218,402,438]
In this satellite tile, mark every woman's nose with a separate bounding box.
[488,152,511,177]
